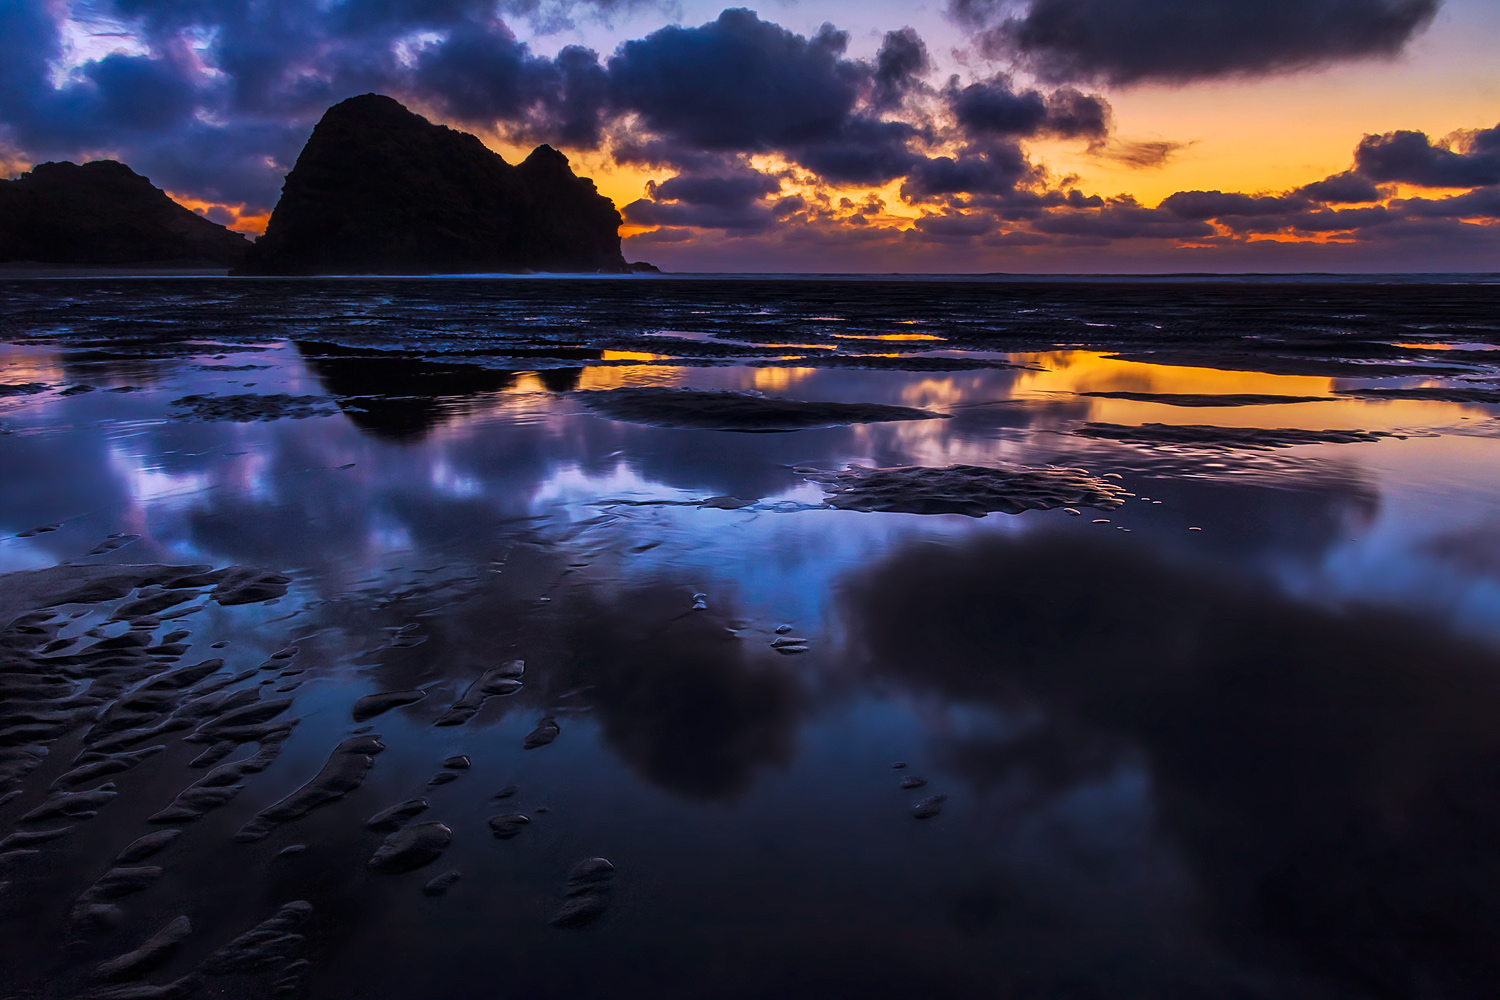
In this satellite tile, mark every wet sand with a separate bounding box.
[2,276,1500,999]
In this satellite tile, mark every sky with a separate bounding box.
[1,0,1498,272]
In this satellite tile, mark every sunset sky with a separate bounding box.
[2,0,1498,272]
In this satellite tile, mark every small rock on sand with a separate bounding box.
[423,870,462,896]
[912,795,948,820]
[523,718,559,750]
[488,814,530,840]
[550,858,616,929]
[368,822,452,875]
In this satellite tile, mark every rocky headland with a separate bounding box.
[0,160,251,268]
[238,94,630,275]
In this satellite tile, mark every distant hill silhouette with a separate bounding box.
[0,160,251,267]
[238,94,630,275]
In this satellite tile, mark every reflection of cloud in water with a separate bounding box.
[844,532,1500,997]
[318,557,804,801]
[545,581,803,799]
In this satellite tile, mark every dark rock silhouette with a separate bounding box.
[238,94,628,275]
[0,160,250,267]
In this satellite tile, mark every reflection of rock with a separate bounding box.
[297,343,591,440]
[238,94,626,275]
[844,533,1500,996]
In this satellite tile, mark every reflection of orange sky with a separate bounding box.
[1011,350,1333,398]
[832,333,945,341]
[601,350,671,361]
[1012,350,1483,430]
[577,364,686,391]
[0,347,65,385]
[752,366,816,393]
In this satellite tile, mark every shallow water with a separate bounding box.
[3,277,1500,999]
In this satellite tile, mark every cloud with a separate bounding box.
[648,168,781,209]
[949,76,1109,140]
[793,117,924,185]
[1296,171,1383,203]
[606,9,859,152]
[1160,190,1308,220]
[1033,198,1215,239]
[910,211,997,240]
[871,27,930,110]
[902,142,1036,199]
[1353,125,1500,188]
[1089,137,1189,169]
[411,26,599,141]
[1403,186,1500,218]
[623,194,779,232]
[952,0,1440,85]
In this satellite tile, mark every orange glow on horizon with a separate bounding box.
[167,192,269,236]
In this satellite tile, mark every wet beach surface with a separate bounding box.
[3,276,1500,999]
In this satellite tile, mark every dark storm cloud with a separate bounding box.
[871,27,930,110]
[1032,199,1214,239]
[1404,186,1500,218]
[624,163,784,231]
[410,24,611,145]
[649,169,782,209]
[909,211,997,240]
[1296,170,1384,203]
[951,0,1440,85]
[902,142,1035,199]
[602,10,935,198]
[1159,190,1307,220]
[624,196,778,231]
[1353,125,1500,188]
[606,9,859,151]
[793,117,924,185]
[950,76,1108,140]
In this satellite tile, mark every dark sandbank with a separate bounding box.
[1337,386,1500,404]
[1077,422,1393,448]
[1079,391,1329,406]
[803,464,1129,517]
[577,387,946,431]
[168,394,338,422]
